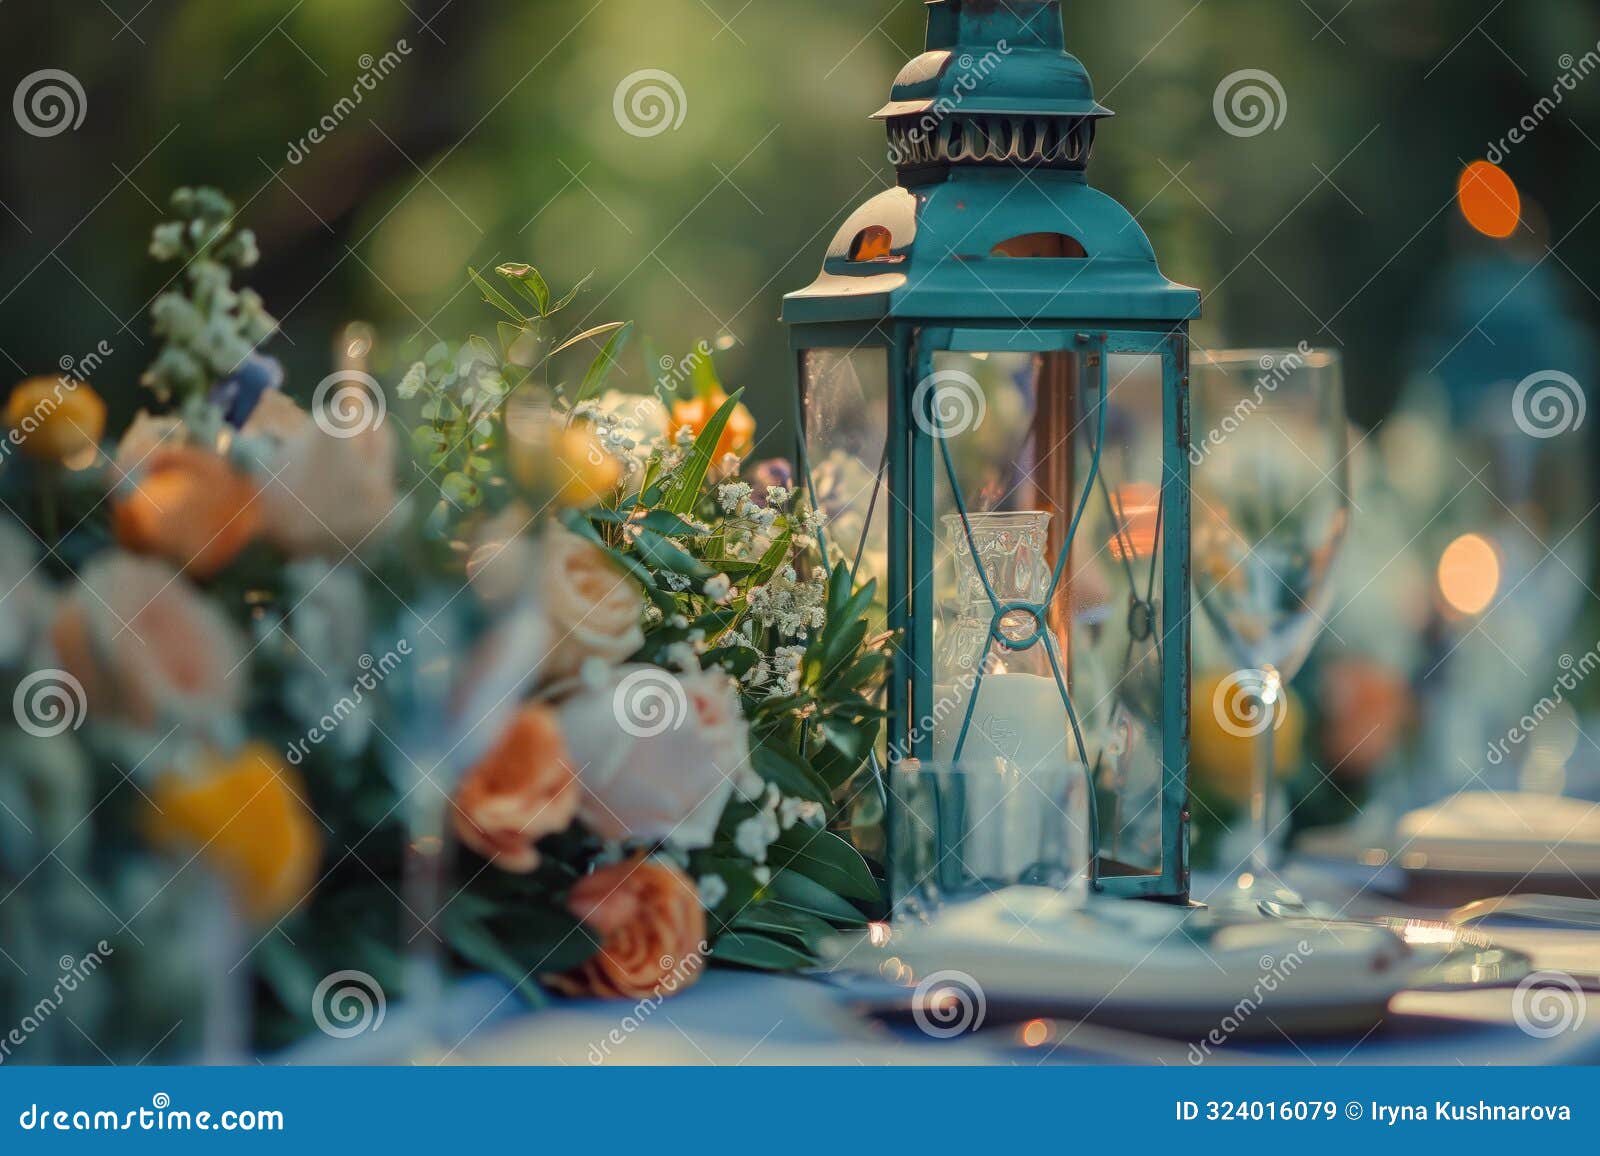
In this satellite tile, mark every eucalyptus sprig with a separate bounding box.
[396,262,633,530]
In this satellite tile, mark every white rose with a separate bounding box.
[540,522,645,680]
[557,664,747,850]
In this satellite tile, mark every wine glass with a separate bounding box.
[1190,348,1352,911]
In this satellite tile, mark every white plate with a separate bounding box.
[823,888,1421,1040]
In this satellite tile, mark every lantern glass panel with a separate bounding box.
[926,345,1168,879]
[800,348,890,595]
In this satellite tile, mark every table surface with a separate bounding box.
[286,864,1600,1066]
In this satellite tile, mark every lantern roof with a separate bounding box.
[783,0,1199,327]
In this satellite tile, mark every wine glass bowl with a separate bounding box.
[1190,348,1352,908]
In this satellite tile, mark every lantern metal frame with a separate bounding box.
[784,0,1200,901]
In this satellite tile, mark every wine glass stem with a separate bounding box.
[1249,666,1283,878]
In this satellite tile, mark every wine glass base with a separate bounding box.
[1199,871,1315,918]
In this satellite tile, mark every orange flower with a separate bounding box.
[113,446,261,579]
[670,386,755,463]
[453,704,580,873]
[146,744,322,921]
[550,855,706,1001]
[5,376,106,467]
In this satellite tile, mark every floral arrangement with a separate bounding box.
[0,189,890,1058]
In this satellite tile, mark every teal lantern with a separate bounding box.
[783,0,1200,900]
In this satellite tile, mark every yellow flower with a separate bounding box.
[510,422,622,508]
[4,376,106,467]
[146,744,322,921]
[1190,671,1304,805]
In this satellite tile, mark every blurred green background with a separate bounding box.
[2,0,1598,449]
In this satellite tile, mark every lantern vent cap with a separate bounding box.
[875,1,1112,176]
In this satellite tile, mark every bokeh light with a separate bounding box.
[1457,160,1521,238]
[1437,532,1501,615]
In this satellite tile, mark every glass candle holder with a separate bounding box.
[889,758,1094,921]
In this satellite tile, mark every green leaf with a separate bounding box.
[442,910,550,1006]
[752,744,831,805]
[689,339,722,399]
[664,388,745,515]
[396,362,427,400]
[573,322,634,404]
[767,869,867,926]
[496,262,551,315]
[633,528,713,578]
[710,931,814,971]
[731,904,838,950]
[549,272,593,314]
[549,320,627,360]
[769,828,880,901]
[469,266,526,323]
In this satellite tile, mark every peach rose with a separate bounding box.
[557,665,745,850]
[540,522,645,680]
[550,855,706,1000]
[51,553,248,733]
[113,445,261,579]
[452,704,581,873]
[259,400,399,559]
